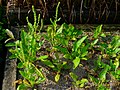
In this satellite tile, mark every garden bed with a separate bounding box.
[2,24,120,90]
[2,4,120,90]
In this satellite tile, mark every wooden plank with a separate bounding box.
[2,27,20,90]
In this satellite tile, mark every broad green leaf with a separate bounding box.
[81,57,87,60]
[38,55,48,60]
[114,58,119,72]
[116,70,120,75]
[93,25,102,38]
[100,33,106,37]
[55,73,60,82]
[114,48,120,54]
[73,57,80,69]
[91,39,98,46]
[56,24,64,35]
[79,78,88,87]
[99,65,110,82]
[69,72,78,81]
[5,42,15,47]
[29,67,35,74]
[17,62,24,68]
[80,78,88,83]
[73,36,88,52]
[17,84,28,90]
[81,51,88,58]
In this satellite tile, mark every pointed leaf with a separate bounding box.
[55,73,60,82]
[56,24,64,35]
[73,57,80,69]
[93,25,102,38]
[38,55,48,60]
[73,36,87,52]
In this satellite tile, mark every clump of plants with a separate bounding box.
[6,2,120,90]
[6,6,46,90]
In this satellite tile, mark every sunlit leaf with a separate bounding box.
[73,36,87,52]
[73,57,80,69]
[55,73,60,82]
[38,55,48,60]
[99,65,110,82]
[56,23,64,35]
[100,33,106,37]
[93,25,102,38]
[114,58,119,72]
[79,78,88,88]
[91,39,98,46]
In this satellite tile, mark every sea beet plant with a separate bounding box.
[6,6,46,90]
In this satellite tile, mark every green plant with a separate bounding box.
[88,30,120,89]
[42,1,89,82]
[99,35,120,79]
[6,6,46,90]
[70,72,88,88]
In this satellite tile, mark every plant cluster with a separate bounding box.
[6,2,120,90]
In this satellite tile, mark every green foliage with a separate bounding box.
[6,2,120,90]
[6,6,45,90]
[70,72,88,88]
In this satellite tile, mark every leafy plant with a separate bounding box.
[88,32,120,89]
[6,6,46,90]
[70,72,88,88]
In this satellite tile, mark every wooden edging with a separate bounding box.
[2,53,17,90]
[2,26,20,90]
